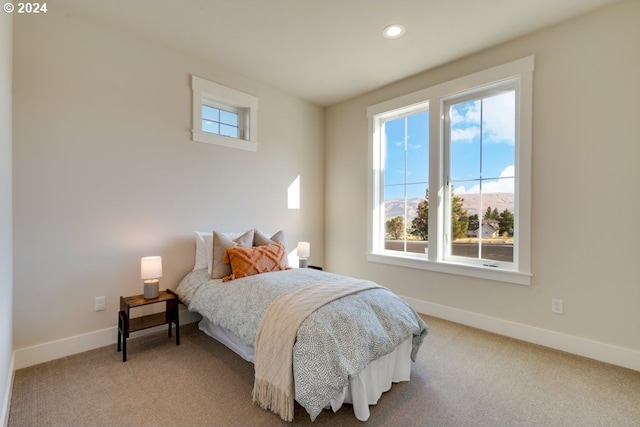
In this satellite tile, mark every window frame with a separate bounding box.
[367,56,534,285]
[191,75,258,152]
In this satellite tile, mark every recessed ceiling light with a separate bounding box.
[383,24,405,39]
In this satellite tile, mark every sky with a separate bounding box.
[383,91,515,201]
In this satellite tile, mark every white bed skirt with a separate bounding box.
[198,319,412,421]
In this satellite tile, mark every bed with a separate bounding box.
[176,230,428,422]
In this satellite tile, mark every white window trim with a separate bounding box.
[191,75,259,152]
[367,56,534,286]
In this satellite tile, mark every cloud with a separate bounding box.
[451,126,479,142]
[450,100,480,143]
[450,100,480,125]
[450,92,515,145]
[499,165,515,178]
[482,92,515,145]
[455,165,515,194]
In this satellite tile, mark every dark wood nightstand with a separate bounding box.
[117,289,180,362]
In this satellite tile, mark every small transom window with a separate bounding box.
[191,75,258,151]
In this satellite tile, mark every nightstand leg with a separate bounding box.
[166,298,180,346]
[117,313,122,352]
[118,310,129,362]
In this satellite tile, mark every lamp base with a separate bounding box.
[298,258,308,268]
[144,280,159,299]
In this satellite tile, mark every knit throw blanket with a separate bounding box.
[252,278,380,421]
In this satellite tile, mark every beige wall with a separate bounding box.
[325,1,640,355]
[12,9,324,350]
[1,9,13,425]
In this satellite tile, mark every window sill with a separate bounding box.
[192,130,258,152]
[367,252,531,286]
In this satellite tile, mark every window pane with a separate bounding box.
[219,124,239,138]
[202,119,219,134]
[481,92,516,179]
[450,182,479,258]
[220,110,239,127]
[449,100,480,182]
[202,105,219,122]
[406,183,428,254]
[384,198,406,251]
[406,111,429,184]
[383,118,407,186]
[482,179,515,262]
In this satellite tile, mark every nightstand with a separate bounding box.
[117,289,180,362]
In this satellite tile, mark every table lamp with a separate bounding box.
[141,256,162,299]
[297,242,310,268]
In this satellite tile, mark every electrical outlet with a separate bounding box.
[95,296,106,312]
[551,298,563,314]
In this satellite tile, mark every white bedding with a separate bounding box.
[198,318,413,421]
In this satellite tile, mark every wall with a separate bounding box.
[12,8,324,366]
[0,8,13,425]
[325,1,640,369]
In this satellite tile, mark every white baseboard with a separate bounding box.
[403,295,640,372]
[13,309,201,370]
[1,354,14,427]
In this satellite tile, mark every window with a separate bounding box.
[191,75,258,151]
[368,57,533,285]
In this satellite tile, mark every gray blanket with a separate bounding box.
[176,268,428,420]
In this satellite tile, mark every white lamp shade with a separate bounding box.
[297,242,310,258]
[141,256,162,280]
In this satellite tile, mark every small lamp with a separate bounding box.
[141,256,162,299]
[297,242,310,268]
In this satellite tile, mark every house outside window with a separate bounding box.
[368,57,533,285]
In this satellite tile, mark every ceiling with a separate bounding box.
[56,0,618,107]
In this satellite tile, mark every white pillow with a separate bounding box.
[193,230,255,274]
[194,231,212,271]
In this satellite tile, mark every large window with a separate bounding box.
[368,57,533,285]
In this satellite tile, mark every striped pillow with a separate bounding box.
[222,242,288,282]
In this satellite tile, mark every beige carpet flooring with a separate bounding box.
[8,315,640,426]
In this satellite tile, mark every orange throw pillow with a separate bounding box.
[222,242,288,282]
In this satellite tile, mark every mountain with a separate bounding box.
[384,193,515,221]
